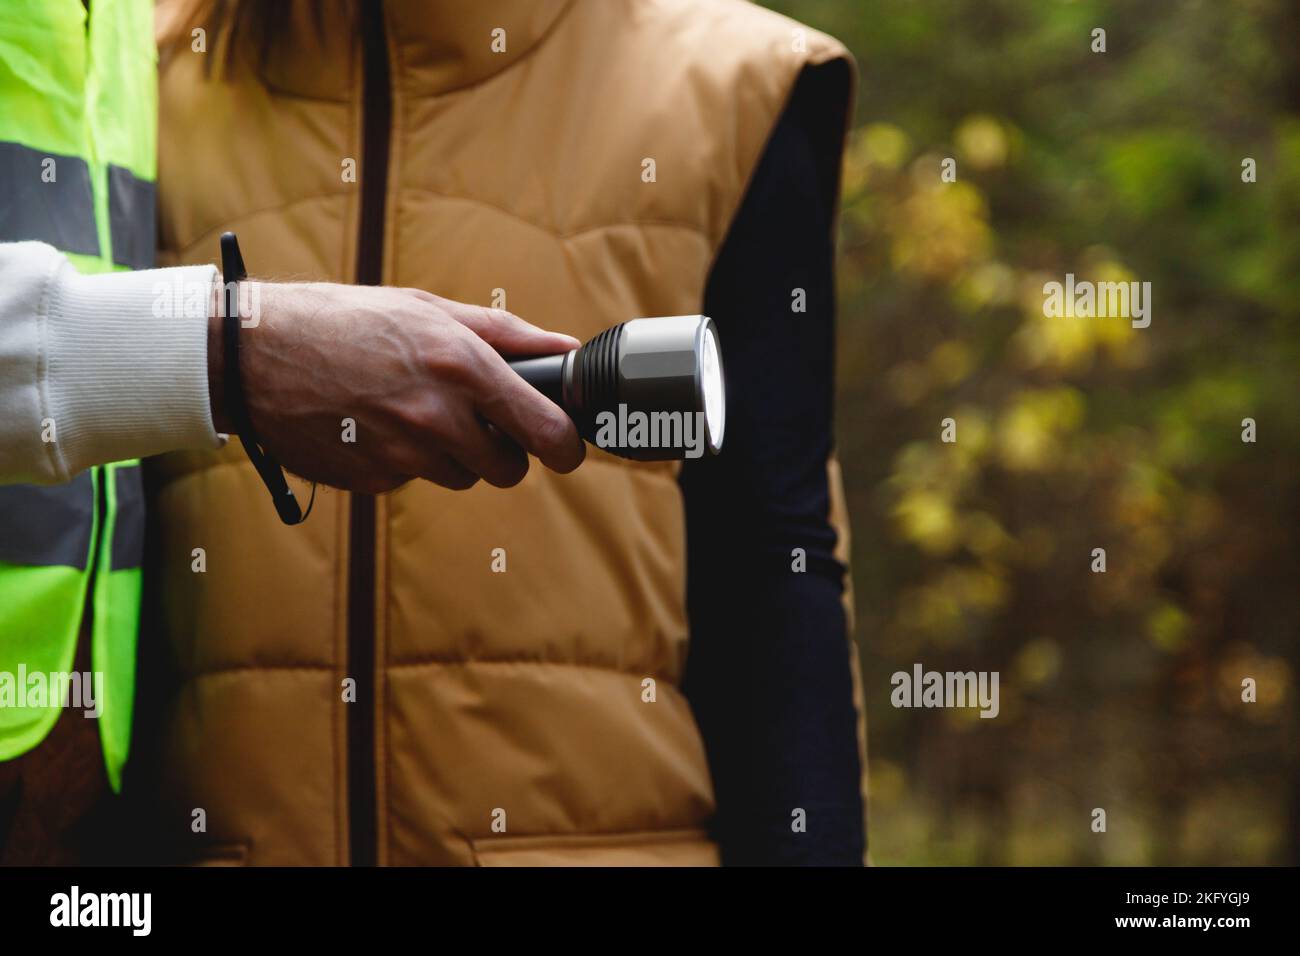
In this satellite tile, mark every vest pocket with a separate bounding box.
[470,828,718,867]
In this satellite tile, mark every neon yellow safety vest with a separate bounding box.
[0,0,156,792]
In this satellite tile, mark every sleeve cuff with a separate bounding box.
[42,260,222,479]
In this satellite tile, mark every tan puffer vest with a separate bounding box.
[150,0,859,865]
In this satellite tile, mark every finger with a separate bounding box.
[469,348,586,474]
[410,451,481,492]
[454,304,580,357]
[444,413,530,489]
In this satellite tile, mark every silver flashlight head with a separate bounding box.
[598,315,725,459]
[509,315,726,461]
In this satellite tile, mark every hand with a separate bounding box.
[207,281,585,493]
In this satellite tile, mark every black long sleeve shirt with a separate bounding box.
[680,64,865,866]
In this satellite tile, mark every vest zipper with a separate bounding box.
[347,0,392,868]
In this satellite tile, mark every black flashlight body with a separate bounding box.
[508,316,725,461]
[507,352,570,408]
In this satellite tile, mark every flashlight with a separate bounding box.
[508,315,725,460]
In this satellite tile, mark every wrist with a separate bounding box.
[208,278,233,433]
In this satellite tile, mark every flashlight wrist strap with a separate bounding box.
[220,231,315,525]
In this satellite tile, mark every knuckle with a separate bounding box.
[403,286,437,304]
[394,401,432,433]
[395,404,458,453]
[423,335,480,383]
[482,306,515,330]
[532,409,575,454]
[419,405,459,445]
[443,329,484,367]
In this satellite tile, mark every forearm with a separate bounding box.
[0,241,220,484]
[1,241,585,493]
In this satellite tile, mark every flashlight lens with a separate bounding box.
[701,325,724,448]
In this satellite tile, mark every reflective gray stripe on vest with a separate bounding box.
[0,473,94,570]
[110,465,144,571]
[0,142,100,256]
[107,164,156,270]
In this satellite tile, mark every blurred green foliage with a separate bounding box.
[765,0,1300,864]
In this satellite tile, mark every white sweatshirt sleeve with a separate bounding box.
[0,241,222,485]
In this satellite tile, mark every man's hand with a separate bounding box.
[208,282,585,494]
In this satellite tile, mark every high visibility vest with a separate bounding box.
[0,0,156,792]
